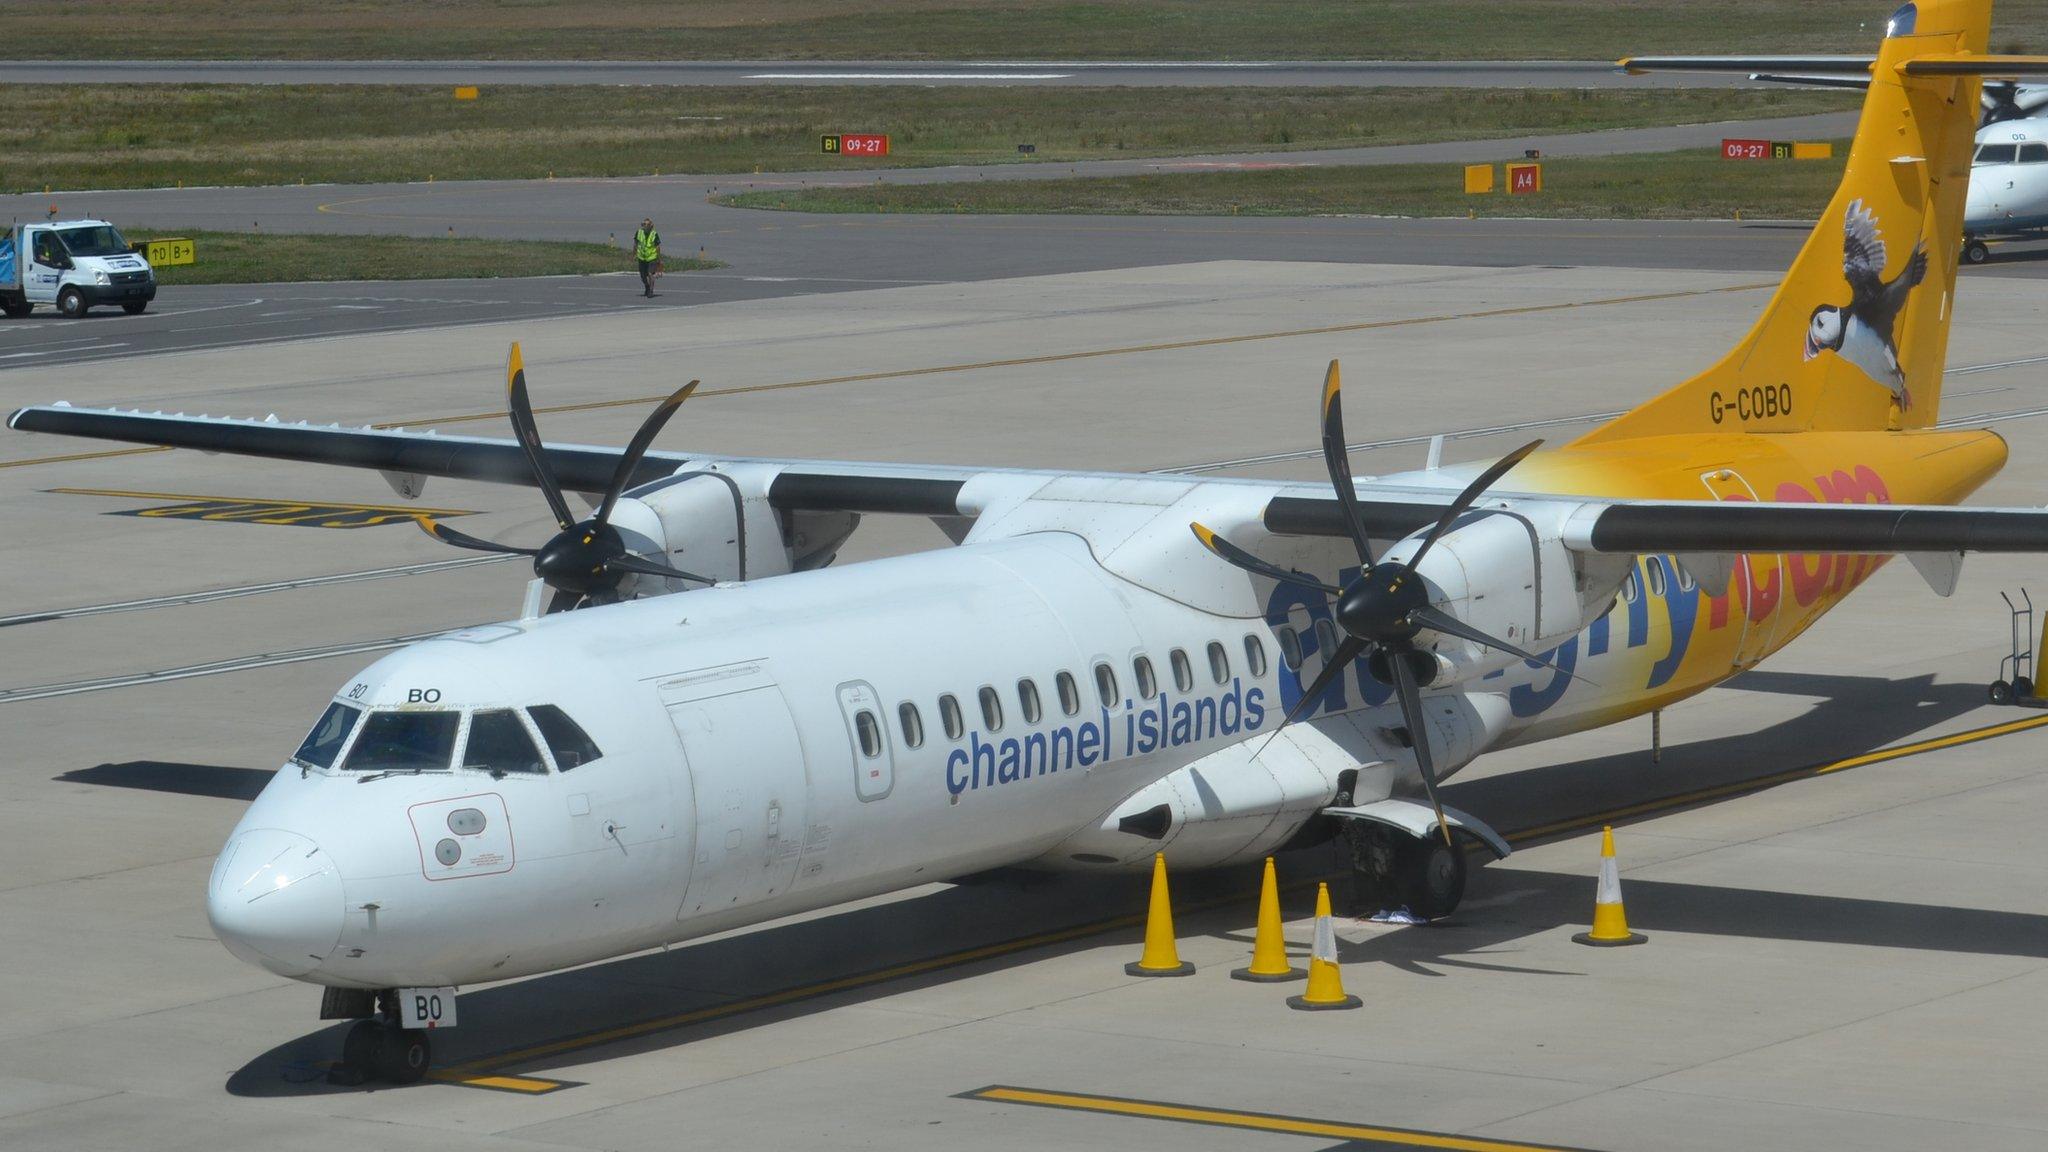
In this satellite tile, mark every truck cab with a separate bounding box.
[0,219,156,319]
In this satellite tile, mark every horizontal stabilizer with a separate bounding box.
[1901,53,2048,76]
[1618,54,1873,75]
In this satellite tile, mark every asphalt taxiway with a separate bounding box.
[9,256,2048,1150]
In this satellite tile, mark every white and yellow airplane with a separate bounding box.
[11,0,2048,1086]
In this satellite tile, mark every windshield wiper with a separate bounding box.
[355,767,453,784]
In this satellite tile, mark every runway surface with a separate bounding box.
[7,259,2048,1150]
[0,59,1776,88]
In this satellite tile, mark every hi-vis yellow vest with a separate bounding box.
[634,228,659,262]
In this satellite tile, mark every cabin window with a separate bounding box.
[1056,671,1081,715]
[1094,662,1119,707]
[291,702,361,771]
[1207,641,1230,684]
[979,685,1004,731]
[2024,142,2048,163]
[341,710,460,774]
[939,694,964,740]
[1621,567,1641,604]
[1676,562,1697,592]
[1171,648,1194,692]
[463,709,547,775]
[1133,656,1158,699]
[898,702,924,749]
[1018,678,1043,724]
[1243,634,1268,678]
[1978,143,2019,164]
[1645,558,1667,597]
[1314,618,1340,661]
[855,710,883,758]
[528,704,603,770]
[1278,626,1303,670]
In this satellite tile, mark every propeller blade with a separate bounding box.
[1190,523,1341,596]
[416,516,537,557]
[503,342,578,532]
[546,588,582,615]
[1408,605,1596,686]
[597,378,699,526]
[606,551,714,585]
[1318,360,1377,569]
[1402,438,1543,574]
[1388,648,1455,849]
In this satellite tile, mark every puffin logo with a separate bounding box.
[1802,198,1927,409]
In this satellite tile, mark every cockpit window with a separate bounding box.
[463,709,547,775]
[528,704,602,770]
[340,710,460,773]
[1977,143,2019,165]
[291,702,361,770]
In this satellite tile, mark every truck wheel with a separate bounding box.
[57,287,86,318]
[0,299,29,319]
[121,301,148,315]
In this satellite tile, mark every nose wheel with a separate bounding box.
[329,991,434,1085]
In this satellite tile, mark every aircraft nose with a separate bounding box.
[207,829,345,978]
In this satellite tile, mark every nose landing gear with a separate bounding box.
[324,989,434,1086]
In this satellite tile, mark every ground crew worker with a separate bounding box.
[634,218,661,297]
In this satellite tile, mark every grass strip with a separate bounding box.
[1,0,2046,61]
[719,144,1851,220]
[3,85,1853,193]
[131,229,721,285]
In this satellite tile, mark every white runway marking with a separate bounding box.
[0,554,515,628]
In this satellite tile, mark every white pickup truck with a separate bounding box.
[0,219,157,319]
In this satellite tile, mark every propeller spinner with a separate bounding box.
[418,342,711,614]
[1192,359,1570,846]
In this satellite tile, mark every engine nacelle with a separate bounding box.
[1393,508,1631,684]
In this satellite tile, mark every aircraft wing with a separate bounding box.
[1617,55,1873,76]
[6,403,972,516]
[19,403,2048,556]
[1265,493,2048,556]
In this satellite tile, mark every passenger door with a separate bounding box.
[662,670,811,921]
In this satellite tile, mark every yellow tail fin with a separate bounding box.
[1577,0,2003,444]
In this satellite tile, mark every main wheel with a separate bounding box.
[57,287,86,318]
[1965,238,1991,265]
[340,1019,382,1073]
[372,1027,431,1084]
[121,300,148,315]
[1397,833,1467,921]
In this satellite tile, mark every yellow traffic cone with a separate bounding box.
[1125,852,1195,977]
[1232,856,1303,982]
[1286,883,1362,1010]
[1572,826,1647,946]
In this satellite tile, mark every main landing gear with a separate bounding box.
[324,989,433,1085]
[1341,820,1467,921]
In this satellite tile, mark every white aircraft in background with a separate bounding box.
[1635,48,2048,261]
[14,0,2048,1089]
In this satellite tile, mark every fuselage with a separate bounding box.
[208,424,2007,990]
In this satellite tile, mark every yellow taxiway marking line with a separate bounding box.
[49,486,479,517]
[423,1070,568,1094]
[1507,711,2048,844]
[438,708,2048,1089]
[968,1086,1593,1152]
[1,281,1770,471]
